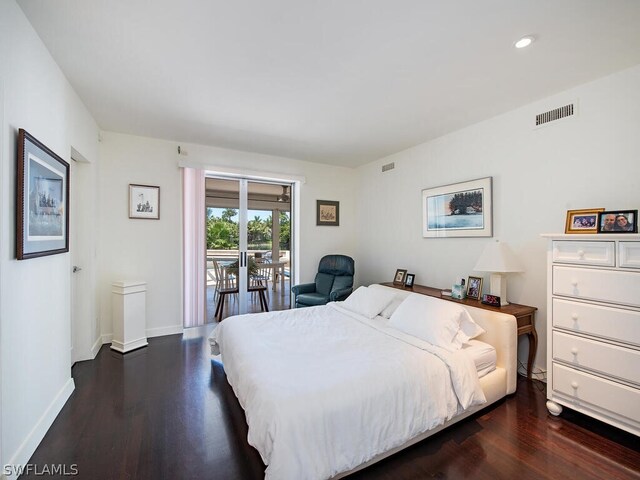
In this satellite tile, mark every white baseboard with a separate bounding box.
[4,378,75,480]
[90,335,103,357]
[101,325,183,345]
[146,324,184,338]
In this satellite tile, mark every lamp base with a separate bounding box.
[489,273,509,307]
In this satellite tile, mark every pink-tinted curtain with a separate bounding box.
[182,167,206,327]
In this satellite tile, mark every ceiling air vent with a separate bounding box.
[534,102,577,128]
[381,162,395,173]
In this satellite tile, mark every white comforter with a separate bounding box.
[211,303,486,480]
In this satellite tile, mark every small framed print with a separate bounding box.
[597,210,638,233]
[404,273,415,288]
[129,184,160,219]
[565,208,604,234]
[316,200,339,226]
[481,294,501,307]
[393,269,407,285]
[466,276,483,300]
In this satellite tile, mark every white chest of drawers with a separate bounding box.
[543,234,640,436]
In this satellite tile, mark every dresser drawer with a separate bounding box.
[552,364,640,424]
[553,266,640,307]
[553,331,640,385]
[619,242,640,269]
[552,298,640,347]
[552,241,615,266]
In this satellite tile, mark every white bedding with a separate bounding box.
[211,302,487,480]
[463,339,497,378]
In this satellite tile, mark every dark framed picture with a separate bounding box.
[466,276,483,300]
[481,294,501,307]
[316,200,339,226]
[565,208,604,234]
[393,269,407,285]
[422,177,492,238]
[404,273,415,288]
[597,210,637,233]
[129,184,160,219]
[17,129,70,260]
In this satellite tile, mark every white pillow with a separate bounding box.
[340,286,397,319]
[458,309,485,343]
[368,284,412,318]
[388,293,470,351]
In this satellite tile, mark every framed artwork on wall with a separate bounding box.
[316,200,339,226]
[17,129,70,260]
[422,177,492,238]
[129,184,160,219]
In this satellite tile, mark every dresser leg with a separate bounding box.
[546,400,563,416]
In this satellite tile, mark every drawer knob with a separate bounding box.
[571,381,579,389]
[571,347,578,355]
[577,250,585,258]
[571,313,579,321]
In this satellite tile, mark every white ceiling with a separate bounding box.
[17,0,640,167]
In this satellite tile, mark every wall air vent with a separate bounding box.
[381,162,395,173]
[535,102,577,128]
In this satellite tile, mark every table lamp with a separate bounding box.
[473,240,523,306]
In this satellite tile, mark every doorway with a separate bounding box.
[205,176,295,322]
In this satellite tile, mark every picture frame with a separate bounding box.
[422,177,492,238]
[565,208,604,234]
[316,200,339,226]
[481,294,501,307]
[17,129,70,260]
[393,269,407,285]
[597,210,638,234]
[466,276,483,300]
[129,184,160,219]
[404,273,415,288]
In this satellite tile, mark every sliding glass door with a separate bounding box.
[205,176,293,322]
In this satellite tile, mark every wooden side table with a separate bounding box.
[381,282,538,378]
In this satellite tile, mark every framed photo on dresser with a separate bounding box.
[597,210,638,233]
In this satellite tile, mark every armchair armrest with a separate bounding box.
[329,287,353,302]
[291,283,316,295]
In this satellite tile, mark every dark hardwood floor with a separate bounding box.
[25,329,639,479]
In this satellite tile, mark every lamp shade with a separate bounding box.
[474,240,523,273]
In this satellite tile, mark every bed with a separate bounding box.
[209,284,517,479]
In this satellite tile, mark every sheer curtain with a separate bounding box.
[182,167,205,327]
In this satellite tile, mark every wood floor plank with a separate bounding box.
[24,328,640,479]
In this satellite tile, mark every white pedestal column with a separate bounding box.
[111,280,148,353]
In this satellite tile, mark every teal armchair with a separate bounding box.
[291,255,355,308]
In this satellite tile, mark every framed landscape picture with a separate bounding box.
[17,129,70,260]
[422,177,493,238]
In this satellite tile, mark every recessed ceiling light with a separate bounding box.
[514,36,535,49]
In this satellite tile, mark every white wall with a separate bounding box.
[0,0,100,475]
[356,65,640,377]
[97,132,358,336]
